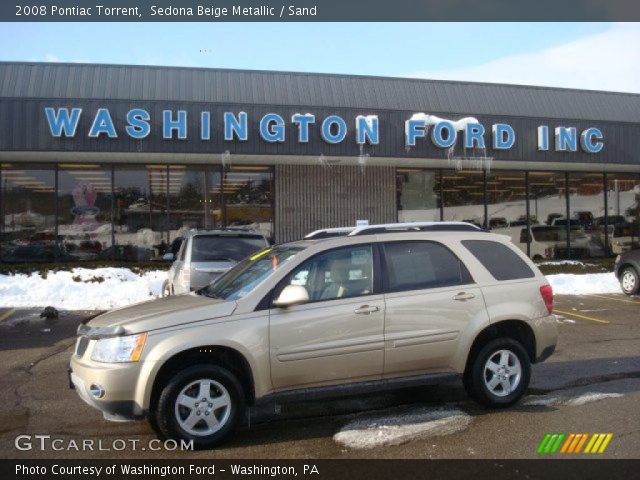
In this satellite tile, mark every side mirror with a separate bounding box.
[163,253,174,261]
[273,285,309,308]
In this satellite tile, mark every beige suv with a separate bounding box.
[69,223,557,448]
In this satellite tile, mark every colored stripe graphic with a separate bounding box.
[598,434,613,453]
[537,433,613,454]
[537,434,552,454]
[574,433,589,453]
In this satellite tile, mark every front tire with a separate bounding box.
[620,267,639,296]
[463,338,531,408]
[152,365,245,449]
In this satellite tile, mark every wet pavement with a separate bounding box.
[0,294,638,459]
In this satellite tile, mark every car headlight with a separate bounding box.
[91,333,147,363]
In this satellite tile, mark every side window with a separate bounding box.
[462,239,535,281]
[383,241,472,292]
[281,245,374,302]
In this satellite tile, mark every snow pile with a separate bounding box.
[524,392,623,407]
[545,272,622,295]
[0,268,168,310]
[334,407,471,449]
[408,113,479,131]
[537,260,594,266]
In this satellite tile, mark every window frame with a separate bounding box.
[379,240,474,294]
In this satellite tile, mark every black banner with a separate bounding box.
[4,459,640,480]
[3,0,640,22]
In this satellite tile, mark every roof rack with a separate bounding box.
[304,221,482,239]
[304,227,354,239]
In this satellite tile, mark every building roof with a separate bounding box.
[2,61,640,123]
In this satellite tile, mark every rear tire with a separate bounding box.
[152,364,245,449]
[463,338,531,408]
[620,267,639,296]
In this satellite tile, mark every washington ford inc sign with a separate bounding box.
[44,107,605,153]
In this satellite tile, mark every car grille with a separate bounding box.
[75,336,89,358]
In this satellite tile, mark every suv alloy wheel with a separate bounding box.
[620,267,639,296]
[463,338,531,407]
[154,365,245,448]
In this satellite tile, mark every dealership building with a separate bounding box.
[0,61,638,263]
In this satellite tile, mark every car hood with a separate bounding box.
[86,293,237,334]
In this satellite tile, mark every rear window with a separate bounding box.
[462,240,535,281]
[191,235,266,262]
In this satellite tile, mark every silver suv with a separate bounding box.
[70,222,557,448]
[163,229,270,296]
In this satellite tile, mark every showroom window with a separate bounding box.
[112,165,165,262]
[442,170,486,228]
[167,165,223,241]
[527,171,568,260]
[396,168,441,222]
[606,173,640,254]
[221,166,273,241]
[567,172,606,258]
[57,164,113,262]
[0,163,57,263]
[485,171,527,230]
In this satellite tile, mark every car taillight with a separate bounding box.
[540,285,554,314]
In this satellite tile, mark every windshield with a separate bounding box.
[199,245,305,300]
[191,235,266,262]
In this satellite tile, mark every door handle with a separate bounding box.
[354,305,380,314]
[452,292,476,301]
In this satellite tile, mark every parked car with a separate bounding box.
[546,213,564,225]
[69,222,557,448]
[573,211,595,230]
[489,217,508,229]
[614,249,640,295]
[162,229,270,296]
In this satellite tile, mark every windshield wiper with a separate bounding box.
[195,287,220,299]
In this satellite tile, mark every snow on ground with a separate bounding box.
[524,392,623,407]
[537,260,595,266]
[0,267,622,310]
[0,268,168,310]
[545,272,622,295]
[333,407,471,450]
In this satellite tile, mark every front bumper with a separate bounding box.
[69,353,146,421]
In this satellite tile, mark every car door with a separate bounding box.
[269,244,385,390]
[381,240,487,376]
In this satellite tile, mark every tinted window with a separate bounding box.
[191,235,265,262]
[383,241,472,292]
[462,240,535,281]
[282,245,374,302]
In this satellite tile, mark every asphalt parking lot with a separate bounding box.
[0,294,638,459]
